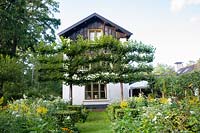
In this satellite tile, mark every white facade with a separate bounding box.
[62,83,129,105]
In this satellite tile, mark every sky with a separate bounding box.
[55,0,200,67]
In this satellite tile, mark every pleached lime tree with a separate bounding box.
[111,40,155,100]
[36,36,155,104]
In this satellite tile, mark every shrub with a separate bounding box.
[54,110,79,127]
[106,102,121,120]
[120,101,128,108]
[66,105,89,122]
[110,96,200,133]
[115,108,138,119]
[0,96,72,132]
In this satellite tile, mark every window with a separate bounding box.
[85,83,107,100]
[88,29,102,41]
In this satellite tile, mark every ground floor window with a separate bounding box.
[85,83,107,100]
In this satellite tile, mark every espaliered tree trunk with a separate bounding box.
[120,82,124,101]
[69,84,73,105]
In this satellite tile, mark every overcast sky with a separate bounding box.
[55,0,200,67]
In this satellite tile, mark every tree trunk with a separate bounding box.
[69,83,73,105]
[0,81,4,97]
[120,82,124,101]
[10,37,17,57]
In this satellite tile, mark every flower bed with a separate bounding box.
[0,96,88,132]
[107,95,200,132]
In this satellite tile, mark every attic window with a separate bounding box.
[88,29,102,41]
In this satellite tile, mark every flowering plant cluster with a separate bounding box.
[0,96,83,132]
[108,95,200,133]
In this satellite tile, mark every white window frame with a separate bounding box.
[88,29,103,41]
[85,83,107,100]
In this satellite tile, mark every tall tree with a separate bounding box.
[0,0,60,56]
[153,63,175,76]
[0,55,24,97]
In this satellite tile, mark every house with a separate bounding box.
[58,13,132,107]
[175,62,200,74]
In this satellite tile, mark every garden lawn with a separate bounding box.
[76,111,112,133]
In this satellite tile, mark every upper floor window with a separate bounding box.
[88,29,102,41]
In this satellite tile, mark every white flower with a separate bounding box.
[157,112,162,116]
[165,116,169,119]
[152,116,157,122]
[12,111,17,115]
[67,116,71,120]
[168,98,172,105]
[16,114,20,117]
[23,94,27,99]
[190,111,195,114]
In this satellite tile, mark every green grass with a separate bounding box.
[76,111,112,133]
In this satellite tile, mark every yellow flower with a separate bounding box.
[36,106,48,115]
[147,95,155,103]
[0,97,3,105]
[9,104,19,111]
[21,104,30,113]
[188,83,193,88]
[159,97,168,104]
[120,101,128,108]
[189,96,199,105]
[61,127,73,133]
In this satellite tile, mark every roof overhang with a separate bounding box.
[58,13,133,39]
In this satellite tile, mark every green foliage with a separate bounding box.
[154,71,200,98]
[0,96,89,132]
[106,102,121,120]
[54,110,78,126]
[109,96,200,133]
[0,0,60,56]
[129,94,148,107]
[153,63,175,76]
[0,55,25,99]
[36,35,155,103]
[66,105,89,122]
[0,0,61,101]
[36,35,155,84]
[0,96,69,132]
[115,108,138,119]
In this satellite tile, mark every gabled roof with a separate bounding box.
[177,65,195,74]
[58,13,132,38]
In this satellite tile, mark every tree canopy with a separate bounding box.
[36,36,155,103]
[0,0,60,56]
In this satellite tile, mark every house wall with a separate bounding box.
[64,18,127,40]
[62,83,129,105]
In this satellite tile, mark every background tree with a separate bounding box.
[0,0,60,56]
[0,55,24,99]
[153,63,175,76]
[0,0,60,100]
